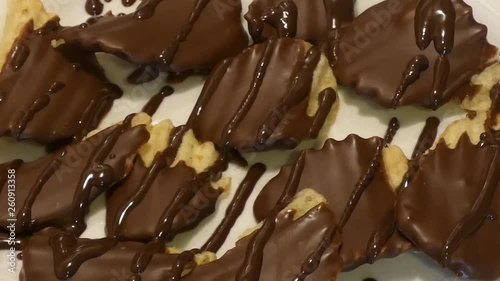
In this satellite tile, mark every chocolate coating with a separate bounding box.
[61,0,248,75]
[183,203,342,281]
[335,0,497,109]
[106,127,225,242]
[0,20,122,144]
[188,38,337,153]
[245,0,355,45]
[20,229,185,281]
[491,82,500,126]
[0,118,149,236]
[397,133,500,280]
[254,135,412,270]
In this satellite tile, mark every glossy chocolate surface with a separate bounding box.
[20,229,184,281]
[183,203,342,281]
[254,134,412,270]
[188,38,337,152]
[106,126,226,242]
[335,0,497,109]
[201,163,266,252]
[397,133,500,280]
[61,0,248,74]
[245,0,355,44]
[0,119,149,236]
[0,20,122,144]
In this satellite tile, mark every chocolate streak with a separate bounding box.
[366,117,440,262]
[397,132,500,279]
[106,126,226,242]
[183,204,342,281]
[254,119,412,271]
[0,20,122,144]
[335,0,497,109]
[188,38,337,153]
[62,0,248,76]
[401,117,440,188]
[201,163,266,253]
[141,86,174,116]
[0,117,149,236]
[490,82,500,126]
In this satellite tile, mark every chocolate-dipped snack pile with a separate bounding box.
[2,0,500,280]
[0,17,122,145]
[61,0,249,82]
[335,0,498,109]
[188,37,338,153]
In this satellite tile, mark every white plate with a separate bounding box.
[0,1,499,280]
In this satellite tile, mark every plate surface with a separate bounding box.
[0,0,499,280]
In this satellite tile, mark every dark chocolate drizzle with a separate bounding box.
[188,38,337,153]
[0,20,122,144]
[416,0,456,110]
[168,250,195,280]
[490,82,500,126]
[51,232,117,279]
[221,37,277,147]
[104,124,228,280]
[366,118,439,261]
[335,0,496,109]
[397,131,500,279]
[402,117,440,188]
[141,86,174,116]
[0,116,149,238]
[415,0,456,54]
[10,42,30,71]
[236,154,306,280]
[107,125,188,238]
[63,0,248,75]
[245,0,355,46]
[440,131,500,266]
[201,163,266,253]
[20,228,185,281]
[159,0,211,66]
[392,55,430,108]
[68,122,133,235]
[292,118,399,280]
[127,160,226,280]
[17,158,62,232]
